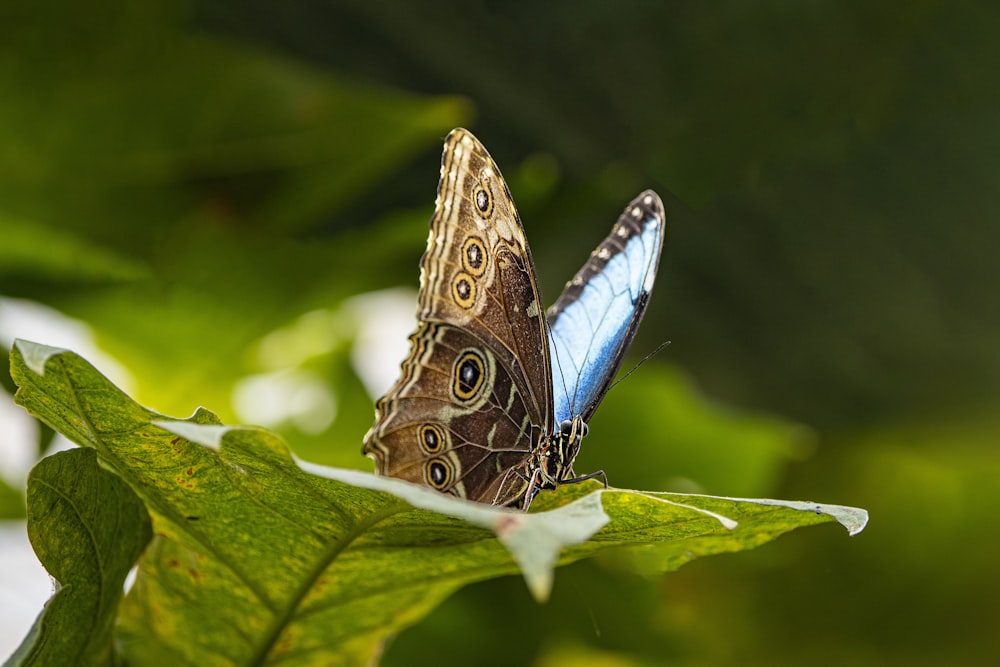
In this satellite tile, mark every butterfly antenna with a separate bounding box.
[609,340,671,391]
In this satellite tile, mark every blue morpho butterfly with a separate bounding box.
[363,128,665,509]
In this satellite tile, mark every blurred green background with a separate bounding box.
[1,1,998,665]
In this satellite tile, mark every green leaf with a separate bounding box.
[0,214,150,286]
[0,7,470,421]
[4,447,152,667]
[10,340,866,665]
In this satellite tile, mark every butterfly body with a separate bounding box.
[363,129,664,509]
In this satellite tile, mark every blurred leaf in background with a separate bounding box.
[0,0,469,420]
[1,0,998,665]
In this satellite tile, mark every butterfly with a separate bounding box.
[363,128,665,510]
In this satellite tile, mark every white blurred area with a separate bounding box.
[0,290,416,658]
[345,288,417,399]
[232,370,337,435]
[231,288,415,431]
[0,297,131,659]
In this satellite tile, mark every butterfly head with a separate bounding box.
[558,417,588,445]
[533,417,588,487]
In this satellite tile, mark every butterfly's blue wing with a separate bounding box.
[546,190,665,425]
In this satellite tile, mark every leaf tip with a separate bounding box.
[13,339,69,376]
[804,501,869,536]
[842,508,869,536]
[524,571,554,603]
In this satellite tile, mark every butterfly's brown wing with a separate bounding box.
[363,129,552,505]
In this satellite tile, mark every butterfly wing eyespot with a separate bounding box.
[452,349,487,402]
[425,458,453,489]
[473,184,494,218]
[451,272,477,309]
[461,236,488,277]
[419,423,447,454]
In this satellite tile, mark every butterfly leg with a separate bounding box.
[561,469,609,489]
[521,468,544,512]
[490,466,535,509]
[522,467,606,511]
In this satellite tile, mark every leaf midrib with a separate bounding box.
[247,499,411,667]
